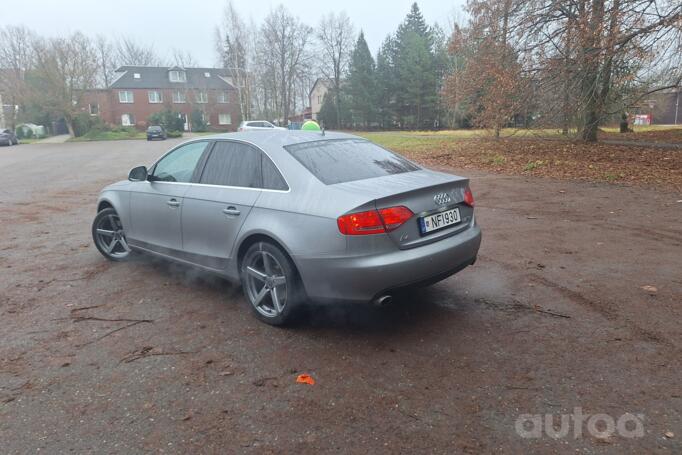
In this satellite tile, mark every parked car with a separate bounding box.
[91,131,481,325]
[0,129,19,146]
[146,125,167,141]
[238,120,286,132]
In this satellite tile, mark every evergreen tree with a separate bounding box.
[347,31,376,127]
[394,3,439,129]
[375,35,399,128]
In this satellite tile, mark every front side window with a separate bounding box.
[119,91,134,103]
[148,91,162,103]
[121,114,134,126]
[195,91,208,103]
[169,70,186,82]
[172,90,186,103]
[219,113,232,125]
[151,141,208,183]
[199,141,261,188]
[285,139,420,185]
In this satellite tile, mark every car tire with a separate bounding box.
[240,241,304,326]
[92,207,132,262]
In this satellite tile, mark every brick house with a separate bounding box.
[80,66,242,131]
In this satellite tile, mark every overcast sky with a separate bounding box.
[10,0,466,66]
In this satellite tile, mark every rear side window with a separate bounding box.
[262,155,288,190]
[200,141,261,188]
[284,139,420,185]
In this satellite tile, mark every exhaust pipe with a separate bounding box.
[374,294,393,306]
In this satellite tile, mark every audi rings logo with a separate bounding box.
[433,192,451,206]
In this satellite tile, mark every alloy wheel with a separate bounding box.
[94,212,130,259]
[244,246,288,318]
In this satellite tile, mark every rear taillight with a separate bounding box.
[337,206,413,235]
[464,187,475,207]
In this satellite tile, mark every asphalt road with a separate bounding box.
[0,139,681,454]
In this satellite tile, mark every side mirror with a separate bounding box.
[128,166,148,181]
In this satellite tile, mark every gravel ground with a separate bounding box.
[0,139,680,454]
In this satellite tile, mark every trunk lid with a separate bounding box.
[335,169,473,249]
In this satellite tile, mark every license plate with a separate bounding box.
[419,207,461,234]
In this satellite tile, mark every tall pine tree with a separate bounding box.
[394,3,439,129]
[375,35,399,128]
[348,31,376,127]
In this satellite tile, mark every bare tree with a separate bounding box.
[94,35,118,88]
[32,32,99,136]
[170,48,197,67]
[518,0,682,141]
[215,0,254,120]
[317,12,355,126]
[116,37,161,66]
[259,5,313,124]
[0,25,36,129]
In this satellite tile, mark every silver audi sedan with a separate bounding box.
[92,131,481,325]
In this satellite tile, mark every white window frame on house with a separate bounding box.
[172,90,186,103]
[148,90,163,103]
[204,72,211,78]
[89,103,99,115]
[195,91,208,104]
[133,73,141,79]
[169,70,187,82]
[121,114,135,126]
[118,91,134,103]
[219,113,232,125]
[217,91,229,103]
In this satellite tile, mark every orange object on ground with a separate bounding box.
[296,374,315,385]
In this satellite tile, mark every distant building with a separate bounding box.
[630,89,681,125]
[79,66,242,131]
[309,78,332,121]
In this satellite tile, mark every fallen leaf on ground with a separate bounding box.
[641,285,658,293]
[296,374,315,385]
[664,431,674,438]
[219,371,233,376]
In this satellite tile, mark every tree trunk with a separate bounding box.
[66,118,75,137]
[579,0,605,142]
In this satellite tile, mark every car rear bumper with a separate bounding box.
[295,224,482,303]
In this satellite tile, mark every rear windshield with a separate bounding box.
[148,126,162,132]
[284,139,419,185]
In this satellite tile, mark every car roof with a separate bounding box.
[202,130,359,150]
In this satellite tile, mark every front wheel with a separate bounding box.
[92,207,132,261]
[240,241,304,326]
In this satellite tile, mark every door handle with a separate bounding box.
[222,206,241,216]
[167,198,181,208]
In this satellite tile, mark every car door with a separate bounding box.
[181,141,265,270]
[127,140,210,252]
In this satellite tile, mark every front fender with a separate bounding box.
[96,186,131,233]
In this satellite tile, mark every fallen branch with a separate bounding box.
[71,316,153,323]
[78,320,150,347]
[121,349,196,364]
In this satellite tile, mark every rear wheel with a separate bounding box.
[92,207,131,261]
[240,241,303,326]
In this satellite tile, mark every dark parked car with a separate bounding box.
[146,126,167,141]
[0,129,18,146]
